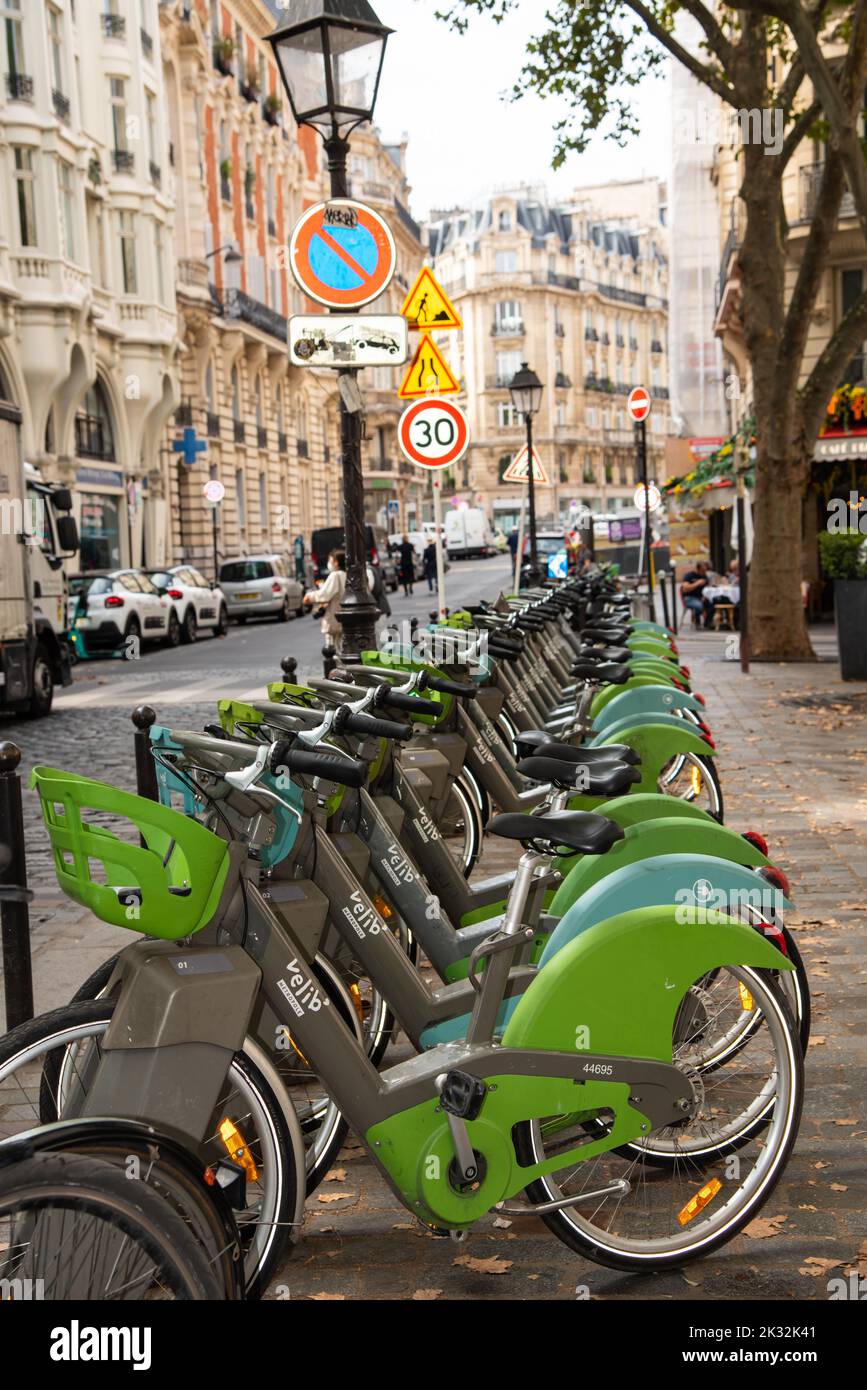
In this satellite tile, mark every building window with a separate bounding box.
[259,471,267,526]
[13,147,37,246]
[120,210,137,293]
[146,90,159,174]
[47,4,66,102]
[3,0,26,84]
[75,379,116,461]
[110,77,129,163]
[154,221,165,303]
[235,468,246,528]
[498,209,511,232]
[231,366,241,420]
[57,160,75,260]
[494,300,521,332]
[495,349,521,385]
[497,402,520,429]
[495,250,517,274]
[79,493,121,571]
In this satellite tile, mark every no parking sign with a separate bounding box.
[289,200,396,310]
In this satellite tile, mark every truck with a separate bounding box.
[444,507,496,560]
[0,399,79,717]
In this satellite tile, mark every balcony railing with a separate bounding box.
[629,338,639,351]
[297,438,310,458]
[267,217,276,238]
[555,373,573,389]
[175,403,193,427]
[149,161,162,188]
[584,328,598,342]
[369,457,397,472]
[102,14,126,39]
[233,419,245,444]
[220,176,231,203]
[651,340,664,354]
[245,199,255,222]
[75,414,114,461]
[615,335,625,348]
[491,320,525,337]
[141,28,154,58]
[555,322,566,338]
[800,159,856,222]
[585,375,616,394]
[207,412,220,438]
[485,375,513,389]
[257,426,267,450]
[5,73,34,102]
[52,88,70,121]
[216,287,288,343]
[113,149,135,174]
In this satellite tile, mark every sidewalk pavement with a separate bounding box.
[2,625,865,1300]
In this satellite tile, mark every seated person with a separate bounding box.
[702,559,740,629]
[680,561,709,626]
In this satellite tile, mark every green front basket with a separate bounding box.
[30,766,230,940]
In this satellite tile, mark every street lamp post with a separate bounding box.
[268,0,392,659]
[509,362,544,586]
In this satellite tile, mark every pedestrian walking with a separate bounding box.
[508,528,519,562]
[305,549,346,647]
[423,537,438,593]
[398,535,415,597]
[367,561,392,644]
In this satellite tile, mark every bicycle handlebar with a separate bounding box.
[268,742,367,789]
[424,675,478,700]
[335,708,413,741]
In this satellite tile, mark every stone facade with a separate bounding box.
[425,182,671,533]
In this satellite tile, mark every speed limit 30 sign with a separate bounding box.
[398,397,470,469]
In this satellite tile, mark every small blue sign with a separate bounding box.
[548,550,569,579]
[173,428,208,469]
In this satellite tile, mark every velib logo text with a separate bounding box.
[50,1321,152,1371]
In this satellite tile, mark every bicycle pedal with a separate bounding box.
[438,1070,487,1121]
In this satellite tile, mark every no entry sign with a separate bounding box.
[627,386,653,422]
[398,397,470,469]
[289,199,396,310]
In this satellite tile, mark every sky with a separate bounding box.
[371,0,671,220]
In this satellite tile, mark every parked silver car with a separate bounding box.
[218,555,304,624]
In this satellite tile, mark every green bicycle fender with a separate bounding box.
[626,637,677,660]
[626,658,689,685]
[592,720,714,793]
[504,906,793,1059]
[549,817,767,917]
[590,672,681,717]
[562,792,713,840]
[540,854,793,968]
[630,621,673,636]
[591,685,704,735]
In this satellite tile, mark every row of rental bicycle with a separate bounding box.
[0,568,807,1299]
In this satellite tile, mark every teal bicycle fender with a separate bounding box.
[591,686,704,735]
[540,854,793,968]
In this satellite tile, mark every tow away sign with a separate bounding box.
[290,315,408,368]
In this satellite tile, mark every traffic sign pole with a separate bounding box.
[526,411,540,585]
[636,418,654,606]
[432,476,447,622]
[514,490,526,594]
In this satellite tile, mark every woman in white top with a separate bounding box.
[306,550,346,644]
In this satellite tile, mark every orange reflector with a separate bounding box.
[372,893,394,920]
[677,1178,722,1227]
[690,764,703,797]
[219,1117,260,1183]
[738,982,754,1012]
[349,982,366,1025]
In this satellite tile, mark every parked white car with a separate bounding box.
[67,570,173,653]
[218,555,305,624]
[147,565,229,643]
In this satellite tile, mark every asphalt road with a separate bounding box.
[50,553,514,712]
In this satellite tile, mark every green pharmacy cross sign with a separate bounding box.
[173,428,208,468]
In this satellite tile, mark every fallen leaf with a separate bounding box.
[412,1289,442,1301]
[799,1257,841,1277]
[493,1217,513,1230]
[325,1168,347,1182]
[453,1255,512,1275]
[830,1183,848,1192]
[798,1205,818,1212]
[808,1036,827,1047]
[834,1119,857,1126]
[744,1214,787,1239]
[316,1192,355,1204]
[310,1292,345,1300]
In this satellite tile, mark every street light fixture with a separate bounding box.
[268,0,393,658]
[205,242,242,265]
[509,361,544,586]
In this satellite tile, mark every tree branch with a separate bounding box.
[781,152,847,368]
[779,97,820,166]
[677,0,739,70]
[801,286,867,437]
[622,0,743,105]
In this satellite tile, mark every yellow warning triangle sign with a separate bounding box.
[502,445,549,485]
[401,267,463,331]
[398,332,460,399]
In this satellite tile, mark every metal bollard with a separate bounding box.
[0,742,35,1029]
[658,571,671,631]
[322,645,337,678]
[670,570,678,636]
[280,656,298,684]
[131,705,159,802]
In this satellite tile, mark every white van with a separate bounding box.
[444,508,495,560]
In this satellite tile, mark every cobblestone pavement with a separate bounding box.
[2,621,865,1301]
